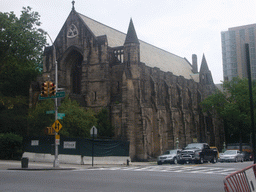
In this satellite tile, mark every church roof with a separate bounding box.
[77,13,197,81]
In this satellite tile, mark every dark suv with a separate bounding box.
[178,143,218,164]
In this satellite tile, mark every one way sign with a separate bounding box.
[51,120,62,133]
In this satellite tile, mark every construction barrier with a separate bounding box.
[224,164,256,192]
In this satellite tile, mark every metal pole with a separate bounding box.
[53,41,59,168]
[245,43,256,164]
[39,28,59,167]
[92,128,94,167]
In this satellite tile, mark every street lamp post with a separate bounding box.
[176,138,179,149]
[39,29,59,167]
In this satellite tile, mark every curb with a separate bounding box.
[7,167,76,171]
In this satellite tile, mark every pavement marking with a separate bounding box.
[82,165,238,175]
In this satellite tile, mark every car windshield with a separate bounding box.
[185,144,203,149]
[224,150,237,155]
[163,150,177,155]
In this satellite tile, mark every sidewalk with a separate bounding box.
[0,160,156,171]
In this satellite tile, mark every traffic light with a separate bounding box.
[40,81,49,97]
[44,127,55,135]
[48,81,56,96]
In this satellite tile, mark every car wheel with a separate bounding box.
[241,158,244,162]
[173,157,178,165]
[157,161,162,165]
[211,156,217,163]
[199,157,204,164]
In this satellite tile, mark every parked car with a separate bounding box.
[157,149,181,165]
[218,150,244,162]
[241,151,251,161]
[210,146,220,158]
[178,143,218,164]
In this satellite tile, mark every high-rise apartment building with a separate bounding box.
[221,24,256,81]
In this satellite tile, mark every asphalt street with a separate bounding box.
[0,160,254,192]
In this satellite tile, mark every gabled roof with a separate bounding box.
[77,12,197,81]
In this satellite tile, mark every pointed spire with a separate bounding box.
[199,54,210,72]
[72,0,75,11]
[124,18,139,45]
[199,54,214,85]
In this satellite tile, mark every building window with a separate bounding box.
[117,81,120,91]
[67,24,78,38]
[113,48,124,64]
[239,29,245,41]
[127,53,130,67]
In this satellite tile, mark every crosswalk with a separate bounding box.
[84,165,238,176]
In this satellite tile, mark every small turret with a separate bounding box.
[124,18,140,45]
[123,19,140,67]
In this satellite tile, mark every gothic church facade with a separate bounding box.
[39,7,224,160]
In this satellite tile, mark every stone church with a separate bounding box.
[35,3,224,161]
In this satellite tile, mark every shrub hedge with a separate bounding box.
[0,133,23,160]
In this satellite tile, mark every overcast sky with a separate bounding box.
[2,0,256,84]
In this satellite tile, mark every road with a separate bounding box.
[0,161,253,192]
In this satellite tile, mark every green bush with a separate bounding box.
[0,133,23,160]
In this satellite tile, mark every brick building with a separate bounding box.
[36,5,224,160]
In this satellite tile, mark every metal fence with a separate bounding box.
[23,136,129,157]
[224,164,256,192]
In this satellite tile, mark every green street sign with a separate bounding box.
[57,113,65,119]
[56,91,65,98]
[46,111,65,119]
[46,110,55,114]
[39,91,65,100]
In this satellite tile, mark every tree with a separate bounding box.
[0,7,46,97]
[201,77,254,144]
[96,108,114,138]
[28,97,98,138]
[27,99,54,136]
[0,7,46,137]
[58,97,97,138]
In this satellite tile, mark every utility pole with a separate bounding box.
[245,43,256,164]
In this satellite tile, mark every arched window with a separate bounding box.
[72,53,83,94]
[65,49,83,94]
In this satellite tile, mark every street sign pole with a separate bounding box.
[90,126,97,167]
[92,128,94,167]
